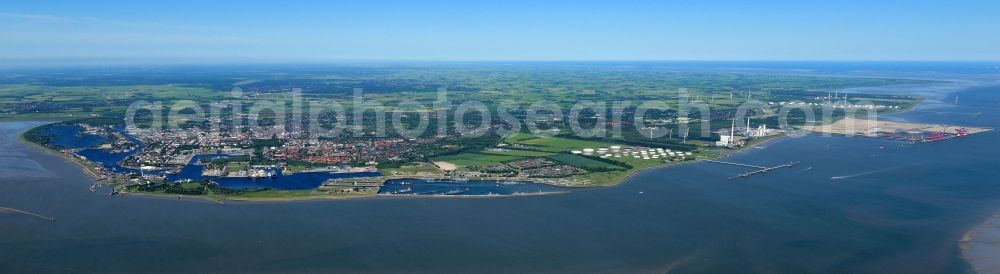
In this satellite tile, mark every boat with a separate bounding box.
[443,189,467,195]
[247,169,277,179]
[395,187,413,194]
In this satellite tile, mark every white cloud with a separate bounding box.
[0,11,224,31]
[0,12,74,22]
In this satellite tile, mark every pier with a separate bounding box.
[704,160,766,169]
[727,162,799,179]
[705,160,799,179]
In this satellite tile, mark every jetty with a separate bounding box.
[704,160,799,179]
[727,162,799,179]
[0,207,55,222]
[704,160,766,169]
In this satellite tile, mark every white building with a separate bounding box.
[716,134,745,147]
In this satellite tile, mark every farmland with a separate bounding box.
[6,63,927,189]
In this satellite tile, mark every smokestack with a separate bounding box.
[730,113,737,145]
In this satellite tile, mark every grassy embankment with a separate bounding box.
[122,181,379,202]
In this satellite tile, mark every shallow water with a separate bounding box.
[2,85,1000,273]
[39,124,106,149]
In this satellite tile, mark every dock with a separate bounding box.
[704,160,766,169]
[705,159,799,179]
[727,161,799,179]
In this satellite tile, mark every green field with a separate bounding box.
[0,84,223,120]
[5,64,927,191]
[502,132,684,186]
[503,133,621,152]
[431,152,525,169]
[503,132,541,144]
[503,132,678,185]
[381,162,444,176]
[480,149,555,157]
[546,154,626,170]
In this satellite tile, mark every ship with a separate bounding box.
[247,169,277,179]
[443,188,468,195]
[394,187,413,194]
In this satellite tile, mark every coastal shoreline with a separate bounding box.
[6,83,937,202]
[115,187,570,204]
[938,85,1000,274]
[962,213,1000,274]
[115,189,379,204]
[601,92,925,192]
[599,133,790,188]
[5,111,899,202]
[16,122,104,182]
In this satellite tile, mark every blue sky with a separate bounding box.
[1,0,998,62]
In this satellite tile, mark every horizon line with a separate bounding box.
[1,57,999,68]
